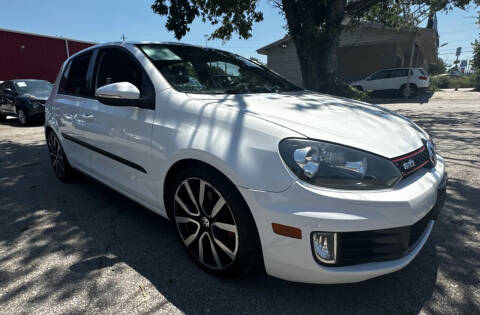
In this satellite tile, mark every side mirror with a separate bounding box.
[4,88,15,95]
[366,76,372,81]
[95,82,140,100]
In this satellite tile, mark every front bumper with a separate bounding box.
[238,155,446,284]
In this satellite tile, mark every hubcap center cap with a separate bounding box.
[201,217,210,228]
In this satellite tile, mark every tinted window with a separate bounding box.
[137,44,301,94]
[418,68,427,75]
[370,70,389,80]
[14,80,52,98]
[95,48,153,99]
[59,51,93,96]
[389,69,408,78]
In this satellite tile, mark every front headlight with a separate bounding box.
[279,139,402,190]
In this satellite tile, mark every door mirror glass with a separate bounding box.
[95,82,140,100]
[4,88,15,95]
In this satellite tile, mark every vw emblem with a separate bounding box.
[426,140,436,167]
[201,217,210,228]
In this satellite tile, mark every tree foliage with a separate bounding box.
[151,0,263,40]
[152,0,480,93]
[429,57,447,75]
[472,12,480,89]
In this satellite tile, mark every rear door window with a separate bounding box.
[418,68,427,75]
[59,51,93,96]
[370,70,389,80]
[390,69,408,78]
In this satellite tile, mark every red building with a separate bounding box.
[0,28,94,83]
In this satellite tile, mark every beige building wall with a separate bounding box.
[266,43,303,87]
[337,44,398,82]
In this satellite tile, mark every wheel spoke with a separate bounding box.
[175,195,199,217]
[175,216,197,224]
[212,222,237,234]
[207,234,222,269]
[183,180,200,212]
[198,180,205,211]
[198,232,207,264]
[176,217,200,246]
[212,234,235,260]
[208,196,225,219]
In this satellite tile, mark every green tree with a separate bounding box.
[151,0,479,93]
[471,12,480,89]
[473,40,480,70]
[429,57,447,75]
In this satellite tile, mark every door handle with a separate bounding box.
[81,113,95,121]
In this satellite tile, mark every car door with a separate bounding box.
[79,46,157,204]
[363,70,390,91]
[53,50,94,170]
[2,81,17,114]
[389,69,408,90]
[0,82,5,113]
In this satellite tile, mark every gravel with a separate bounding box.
[0,89,479,314]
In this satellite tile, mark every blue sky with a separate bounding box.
[0,0,478,66]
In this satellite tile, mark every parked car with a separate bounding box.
[350,68,430,97]
[0,79,52,125]
[45,42,447,284]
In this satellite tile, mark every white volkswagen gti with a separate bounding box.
[45,42,447,284]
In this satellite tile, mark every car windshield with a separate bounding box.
[137,44,302,94]
[14,80,52,98]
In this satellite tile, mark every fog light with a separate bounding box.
[311,232,337,264]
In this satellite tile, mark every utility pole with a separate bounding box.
[405,33,416,99]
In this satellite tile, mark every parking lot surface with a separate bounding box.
[1,89,479,314]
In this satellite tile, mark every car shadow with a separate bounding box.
[1,116,44,128]
[370,91,434,105]
[1,131,478,313]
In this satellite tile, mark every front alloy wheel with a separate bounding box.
[170,166,261,277]
[174,178,238,270]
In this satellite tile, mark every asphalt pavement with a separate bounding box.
[0,89,479,314]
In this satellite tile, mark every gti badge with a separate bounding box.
[402,159,416,171]
[426,140,437,167]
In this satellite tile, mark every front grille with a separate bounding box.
[392,145,431,177]
[335,210,434,266]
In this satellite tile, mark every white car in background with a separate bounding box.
[350,68,430,97]
[44,42,446,284]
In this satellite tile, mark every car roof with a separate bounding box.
[11,79,50,82]
[375,67,424,72]
[68,41,233,61]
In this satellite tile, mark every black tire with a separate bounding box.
[17,108,28,125]
[0,112,5,122]
[47,130,75,181]
[400,84,418,98]
[167,165,261,277]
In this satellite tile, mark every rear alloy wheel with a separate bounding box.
[47,131,74,181]
[400,84,417,98]
[17,109,28,125]
[170,167,260,277]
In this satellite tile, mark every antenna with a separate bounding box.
[121,34,127,41]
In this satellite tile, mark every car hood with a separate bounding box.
[19,94,49,101]
[349,79,365,86]
[186,91,428,158]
